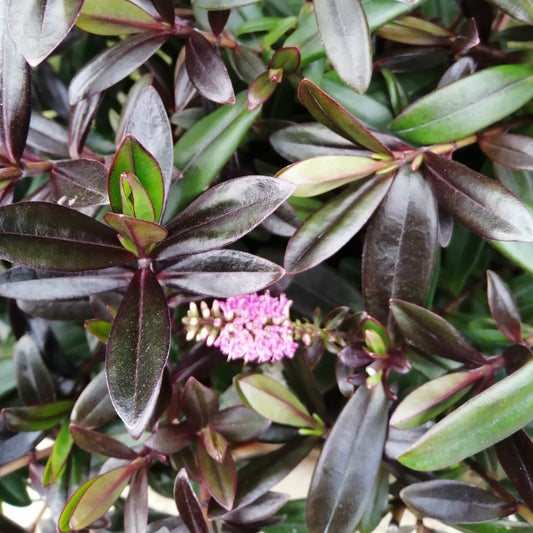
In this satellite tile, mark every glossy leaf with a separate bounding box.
[401,480,514,523]
[68,93,102,158]
[399,359,533,470]
[306,383,388,533]
[285,173,393,274]
[145,423,195,455]
[390,299,486,365]
[124,467,148,533]
[200,427,228,463]
[235,374,316,429]
[174,468,209,533]
[109,135,165,222]
[77,0,165,35]
[223,491,288,525]
[489,0,533,23]
[313,0,372,93]
[275,155,388,198]
[390,369,483,429]
[181,376,218,430]
[0,2,31,163]
[3,399,74,431]
[197,439,236,510]
[157,176,295,260]
[298,79,392,155]
[158,250,284,297]
[248,69,281,111]
[106,268,170,437]
[0,202,135,271]
[43,421,73,485]
[186,31,235,105]
[13,334,55,406]
[391,65,533,144]
[7,0,84,66]
[210,405,270,443]
[480,133,533,171]
[363,167,439,328]
[424,152,533,242]
[68,31,170,104]
[173,91,261,208]
[70,424,138,460]
[495,430,533,511]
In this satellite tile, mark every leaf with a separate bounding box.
[197,439,236,510]
[68,93,103,158]
[363,167,439,328]
[210,405,270,443]
[76,0,165,35]
[488,0,533,23]
[0,202,136,271]
[173,91,261,209]
[145,423,195,455]
[235,374,317,429]
[248,69,281,111]
[181,377,219,430]
[156,176,295,260]
[390,369,483,429]
[124,467,148,533]
[306,383,388,533]
[0,267,132,300]
[391,64,533,144]
[158,250,284,297]
[7,0,84,66]
[109,135,165,222]
[106,268,170,438]
[400,480,514,523]
[313,0,372,93]
[480,133,533,171]
[298,79,392,155]
[13,334,55,405]
[275,155,388,198]
[69,424,138,460]
[43,421,73,485]
[284,173,393,274]
[104,213,167,254]
[424,152,533,242]
[487,270,523,343]
[390,299,486,366]
[173,468,209,533]
[193,0,260,8]
[0,472,32,507]
[3,399,74,431]
[68,31,170,105]
[223,491,288,525]
[0,2,31,163]
[398,359,533,471]
[495,430,533,511]
[185,31,235,105]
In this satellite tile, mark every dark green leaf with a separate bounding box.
[424,152,533,242]
[398,359,533,470]
[480,133,533,171]
[298,79,392,155]
[270,46,300,73]
[0,202,135,271]
[157,176,294,260]
[306,384,388,533]
[401,480,514,523]
[391,65,533,144]
[314,0,372,93]
[70,424,139,459]
[363,167,439,328]
[174,468,209,533]
[0,472,32,507]
[68,31,170,104]
[285,173,393,274]
[7,0,84,66]
[390,299,486,365]
[106,268,170,437]
[3,399,74,431]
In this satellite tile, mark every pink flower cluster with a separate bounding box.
[213,292,298,364]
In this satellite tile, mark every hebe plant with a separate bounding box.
[3,0,533,531]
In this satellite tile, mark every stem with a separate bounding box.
[23,160,54,176]
[0,445,54,478]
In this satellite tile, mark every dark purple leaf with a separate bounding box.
[298,79,392,155]
[27,114,69,158]
[156,176,295,260]
[185,31,235,105]
[69,424,138,460]
[174,468,209,533]
[181,377,219,430]
[451,18,480,55]
[0,427,42,466]
[307,384,388,533]
[208,10,230,36]
[285,173,393,274]
[174,47,197,112]
[487,270,522,343]
[68,92,103,158]
[51,159,108,208]
[69,31,170,105]
[222,491,288,525]
[158,250,284,297]
[106,268,170,438]
[495,430,533,511]
[210,405,270,443]
[124,467,149,533]
[152,0,174,23]
[363,167,439,328]
[35,62,70,121]
[390,299,486,365]
[480,133,533,171]
[423,151,533,242]
[0,2,31,163]
[13,334,55,406]
[7,0,84,67]
[0,202,135,272]
[437,56,476,88]
[145,423,196,455]
[400,480,514,523]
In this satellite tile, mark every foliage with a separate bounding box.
[1,0,533,532]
